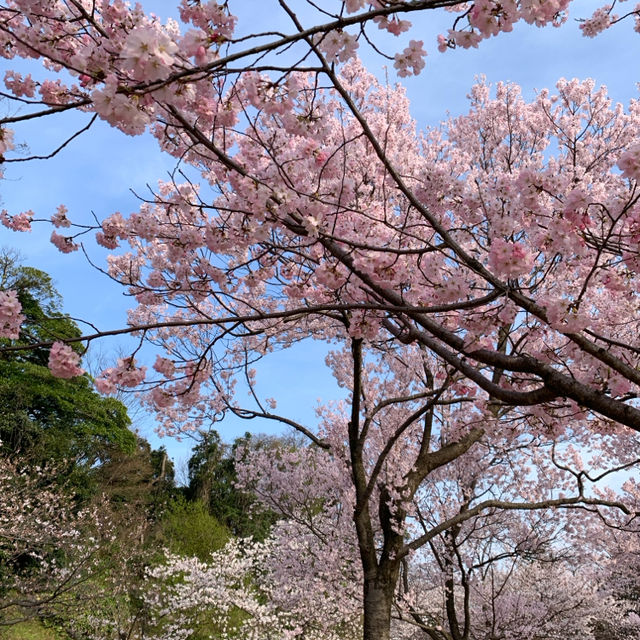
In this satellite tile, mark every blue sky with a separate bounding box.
[0,0,638,467]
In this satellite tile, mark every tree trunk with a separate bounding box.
[363,575,395,640]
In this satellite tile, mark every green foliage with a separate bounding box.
[160,498,230,560]
[187,431,278,541]
[94,438,176,515]
[0,358,133,463]
[0,252,135,492]
[0,253,82,366]
[0,620,67,640]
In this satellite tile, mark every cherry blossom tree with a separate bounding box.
[396,561,607,640]
[3,2,640,639]
[2,2,640,428]
[232,339,640,639]
[141,539,297,640]
[0,450,115,628]
[588,527,640,639]
[391,462,624,640]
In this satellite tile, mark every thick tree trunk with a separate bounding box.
[363,576,395,640]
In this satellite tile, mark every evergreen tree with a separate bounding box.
[0,251,135,490]
[187,431,277,540]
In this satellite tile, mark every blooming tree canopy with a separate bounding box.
[2,1,640,639]
[0,1,639,429]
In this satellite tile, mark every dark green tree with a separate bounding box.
[0,251,135,489]
[95,438,176,509]
[187,430,278,540]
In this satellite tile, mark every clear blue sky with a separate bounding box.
[0,0,637,467]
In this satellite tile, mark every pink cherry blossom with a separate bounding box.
[580,6,614,37]
[91,75,152,136]
[153,355,176,378]
[95,357,147,394]
[318,30,359,64]
[0,290,25,339]
[4,70,36,97]
[373,15,411,35]
[0,209,32,231]
[345,0,366,12]
[393,40,427,77]
[51,204,71,228]
[121,24,179,81]
[48,341,84,379]
[618,143,640,181]
[50,231,79,253]
[39,79,72,105]
[488,237,535,279]
[0,127,14,155]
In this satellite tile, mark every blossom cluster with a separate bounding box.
[51,205,71,228]
[0,209,32,232]
[618,143,640,181]
[0,126,14,155]
[438,0,572,51]
[121,25,179,82]
[393,40,427,77]
[317,30,359,63]
[143,539,303,640]
[95,357,147,394]
[48,341,85,379]
[0,290,25,339]
[50,231,79,253]
[488,238,534,279]
[580,6,614,37]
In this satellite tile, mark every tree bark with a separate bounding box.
[363,573,395,640]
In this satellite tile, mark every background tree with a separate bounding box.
[187,430,280,540]
[395,561,606,640]
[96,438,175,511]
[0,255,179,637]
[0,251,135,492]
[0,452,115,631]
[591,536,640,640]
